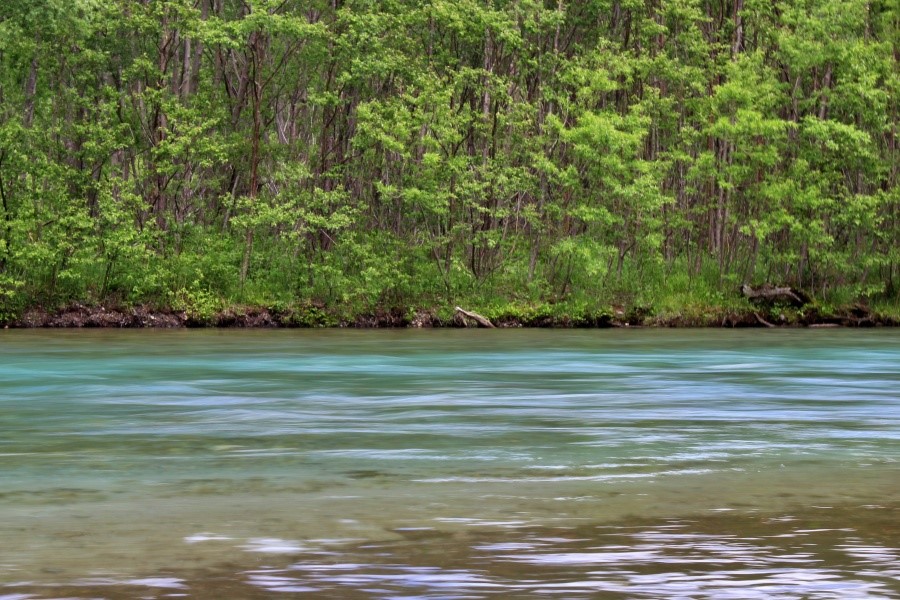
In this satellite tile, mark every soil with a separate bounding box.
[4,302,897,329]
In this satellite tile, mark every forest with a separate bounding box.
[0,0,897,325]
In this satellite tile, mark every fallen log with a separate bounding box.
[741,284,809,308]
[454,306,496,328]
[753,312,776,328]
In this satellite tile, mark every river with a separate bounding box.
[1,329,898,598]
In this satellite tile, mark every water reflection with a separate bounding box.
[2,506,896,599]
[252,512,899,599]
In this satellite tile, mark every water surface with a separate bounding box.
[1,329,898,598]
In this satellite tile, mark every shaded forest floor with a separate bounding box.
[5,302,898,329]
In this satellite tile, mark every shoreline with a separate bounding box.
[3,303,897,329]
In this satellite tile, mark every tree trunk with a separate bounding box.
[23,51,38,128]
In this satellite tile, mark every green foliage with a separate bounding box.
[0,0,896,322]
[170,286,223,324]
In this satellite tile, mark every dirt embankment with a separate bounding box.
[9,304,419,329]
[4,302,896,329]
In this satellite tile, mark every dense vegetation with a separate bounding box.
[0,0,897,324]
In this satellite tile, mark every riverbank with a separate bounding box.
[4,301,898,328]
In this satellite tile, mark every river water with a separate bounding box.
[0,329,898,599]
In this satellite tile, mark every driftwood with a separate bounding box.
[741,284,809,308]
[454,306,496,328]
[753,312,776,328]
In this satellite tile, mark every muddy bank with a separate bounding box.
[4,302,897,329]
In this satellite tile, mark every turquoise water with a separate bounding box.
[1,329,898,598]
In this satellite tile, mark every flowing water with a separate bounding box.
[0,329,898,599]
